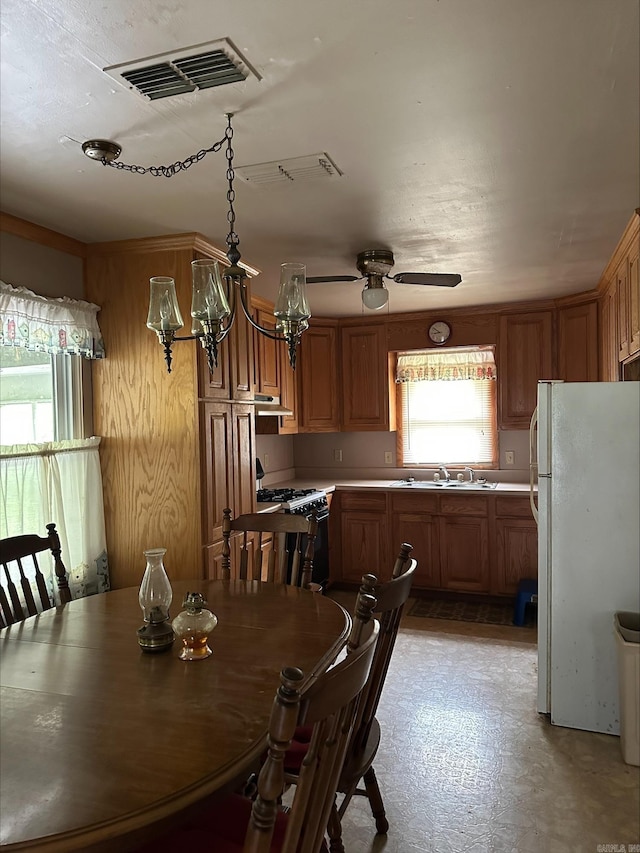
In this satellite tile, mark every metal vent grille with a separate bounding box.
[236,153,343,185]
[105,39,260,101]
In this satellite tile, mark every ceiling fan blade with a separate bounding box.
[393,272,462,287]
[306,275,361,283]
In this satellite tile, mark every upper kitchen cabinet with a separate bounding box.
[498,311,553,428]
[298,320,340,432]
[556,299,598,382]
[598,209,640,379]
[251,295,280,397]
[340,323,397,432]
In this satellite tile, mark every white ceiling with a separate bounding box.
[1,0,638,317]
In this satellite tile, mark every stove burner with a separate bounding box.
[257,488,318,503]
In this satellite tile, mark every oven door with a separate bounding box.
[285,506,330,590]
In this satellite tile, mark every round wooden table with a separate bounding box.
[0,580,351,852]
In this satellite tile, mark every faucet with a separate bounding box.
[438,465,451,482]
[464,466,476,483]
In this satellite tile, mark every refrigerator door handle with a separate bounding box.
[529,407,539,524]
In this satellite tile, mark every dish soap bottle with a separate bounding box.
[172,592,218,661]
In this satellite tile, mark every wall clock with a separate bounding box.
[428,321,451,345]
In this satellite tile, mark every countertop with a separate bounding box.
[263,479,534,499]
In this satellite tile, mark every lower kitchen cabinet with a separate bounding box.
[390,494,440,588]
[332,491,389,583]
[330,489,537,596]
[439,516,490,592]
[494,497,538,594]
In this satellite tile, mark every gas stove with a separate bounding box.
[256,487,328,515]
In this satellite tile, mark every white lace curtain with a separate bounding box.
[0,438,110,601]
[0,281,105,358]
[396,347,497,382]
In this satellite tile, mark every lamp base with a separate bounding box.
[137,620,175,653]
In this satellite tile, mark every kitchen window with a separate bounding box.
[396,347,497,467]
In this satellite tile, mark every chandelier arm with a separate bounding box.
[236,280,287,341]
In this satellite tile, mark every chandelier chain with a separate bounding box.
[225,116,239,254]
[103,134,228,177]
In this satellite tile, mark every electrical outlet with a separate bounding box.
[334,449,343,462]
[263,454,269,469]
[505,451,515,466]
[384,451,393,464]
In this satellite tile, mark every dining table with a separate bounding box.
[0,579,351,852]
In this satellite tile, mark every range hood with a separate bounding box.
[253,394,294,416]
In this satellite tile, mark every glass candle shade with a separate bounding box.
[172,592,218,661]
[139,548,173,623]
[191,259,230,324]
[147,277,184,332]
[274,263,311,324]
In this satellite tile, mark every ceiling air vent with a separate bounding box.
[104,38,261,101]
[236,153,343,185]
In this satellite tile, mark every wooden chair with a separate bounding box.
[0,523,72,628]
[221,507,319,588]
[282,542,416,852]
[134,590,380,853]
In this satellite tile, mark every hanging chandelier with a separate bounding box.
[82,114,311,372]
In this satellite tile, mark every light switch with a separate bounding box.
[384,451,393,464]
[505,451,515,465]
[334,449,343,462]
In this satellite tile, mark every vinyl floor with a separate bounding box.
[327,591,640,853]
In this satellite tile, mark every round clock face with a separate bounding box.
[428,321,451,345]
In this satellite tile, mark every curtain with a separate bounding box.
[0,281,105,358]
[0,438,110,602]
[396,347,497,382]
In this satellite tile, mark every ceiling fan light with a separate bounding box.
[361,284,389,311]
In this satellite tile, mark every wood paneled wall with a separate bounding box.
[86,246,201,589]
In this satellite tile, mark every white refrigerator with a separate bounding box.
[530,380,640,734]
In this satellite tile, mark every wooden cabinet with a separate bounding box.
[331,490,389,583]
[598,209,640,379]
[390,493,440,588]
[252,299,280,397]
[340,324,396,431]
[557,301,598,381]
[438,495,489,593]
[86,233,258,588]
[498,311,553,428]
[493,497,537,594]
[298,321,340,432]
[199,402,256,548]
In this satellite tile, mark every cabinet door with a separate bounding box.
[200,402,234,544]
[299,324,340,432]
[617,259,630,361]
[340,512,388,583]
[439,516,489,592]
[232,403,256,518]
[255,309,280,396]
[498,312,553,428]
[278,340,299,434]
[495,519,538,594]
[341,324,395,431]
[599,283,619,381]
[229,290,255,400]
[557,302,598,381]
[629,243,639,356]
[391,509,440,588]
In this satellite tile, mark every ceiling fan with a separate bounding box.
[306,249,462,310]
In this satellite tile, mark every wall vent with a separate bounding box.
[236,153,343,185]
[104,38,261,101]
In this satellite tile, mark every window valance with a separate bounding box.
[396,347,496,382]
[0,282,105,359]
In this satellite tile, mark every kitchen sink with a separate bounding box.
[390,479,498,490]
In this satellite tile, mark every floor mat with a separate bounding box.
[408,597,536,626]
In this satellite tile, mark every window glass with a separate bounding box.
[0,349,54,443]
[399,348,497,467]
